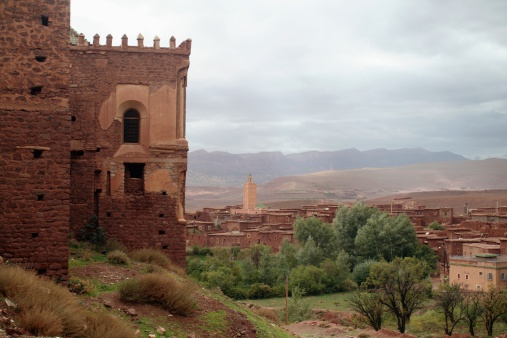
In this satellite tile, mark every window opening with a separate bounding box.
[70,150,84,159]
[123,109,140,143]
[71,115,76,122]
[487,273,493,281]
[158,230,166,235]
[162,245,168,250]
[124,163,144,194]
[30,86,43,95]
[31,233,39,238]
[106,171,111,196]
[33,150,43,159]
[159,213,164,218]
[36,194,44,201]
[41,15,49,26]
[37,268,47,275]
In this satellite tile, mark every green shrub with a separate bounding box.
[288,286,312,322]
[78,215,106,247]
[248,283,274,299]
[107,250,130,265]
[118,273,195,316]
[428,221,444,230]
[252,307,281,324]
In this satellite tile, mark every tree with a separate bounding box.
[294,216,337,259]
[413,244,439,275]
[288,286,312,322]
[348,290,384,331]
[352,259,376,287]
[278,239,298,273]
[296,236,324,266]
[428,221,444,230]
[480,287,507,336]
[434,283,464,335]
[367,257,431,333]
[355,213,417,262]
[289,265,326,295]
[320,251,351,292]
[462,290,483,336]
[333,202,379,264]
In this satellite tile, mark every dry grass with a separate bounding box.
[129,248,185,276]
[0,265,136,338]
[253,307,281,324]
[107,250,131,265]
[118,273,196,316]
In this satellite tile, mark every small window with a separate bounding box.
[501,273,507,280]
[465,274,469,280]
[124,163,144,194]
[41,15,49,26]
[487,273,493,281]
[476,285,481,290]
[479,272,483,276]
[457,273,461,279]
[207,226,211,230]
[123,109,140,143]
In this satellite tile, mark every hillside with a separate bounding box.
[0,245,294,338]
[187,148,467,187]
[186,158,507,211]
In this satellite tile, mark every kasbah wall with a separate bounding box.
[0,0,191,281]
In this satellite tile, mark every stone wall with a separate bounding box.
[0,0,71,280]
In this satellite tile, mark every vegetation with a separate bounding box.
[348,290,384,330]
[129,248,185,275]
[118,273,196,316]
[434,283,465,335]
[107,250,131,265]
[0,265,136,338]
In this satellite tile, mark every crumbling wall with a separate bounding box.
[0,0,71,280]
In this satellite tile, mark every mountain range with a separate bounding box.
[187,148,467,187]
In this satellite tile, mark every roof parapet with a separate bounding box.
[74,33,192,52]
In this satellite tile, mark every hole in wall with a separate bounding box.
[30,86,43,95]
[41,15,49,26]
[31,233,39,238]
[158,230,166,235]
[159,213,164,218]
[36,194,44,201]
[71,115,76,122]
[35,56,47,62]
[162,245,168,250]
[70,150,84,159]
[37,268,47,275]
[106,212,111,217]
[161,191,167,195]
[33,150,43,159]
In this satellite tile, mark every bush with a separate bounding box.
[78,215,106,247]
[107,250,130,265]
[118,273,195,316]
[0,265,136,338]
[288,286,312,322]
[253,307,281,324]
[104,238,128,253]
[248,283,274,299]
[68,277,96,295]
[428,221,444,230]
[129,248,185,276]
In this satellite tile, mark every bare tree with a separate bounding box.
[462,291,483,337]
[348,290,384,331]
[481,287,507,336]
[434,283,465,335]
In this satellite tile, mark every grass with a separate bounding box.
[244,292,354,312]
[107,250,131,265]
[129,248,185,276]
[118,273,196,316]
[0,265,136,338]
[197,310,228,335]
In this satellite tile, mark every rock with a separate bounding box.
[126,308,137,316]
[4,298,16,308]
[148,334,156,338]
[157,326,166,335]
[6,327,26,335]
[103,300,113,308]
[134,329,141,336]
[188,332,196,338]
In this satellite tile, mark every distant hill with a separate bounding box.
[187,148,467,187]
[186,158,507,211]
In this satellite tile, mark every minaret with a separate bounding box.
[243,174,257,210]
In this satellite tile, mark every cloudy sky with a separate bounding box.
[72,0,507,159]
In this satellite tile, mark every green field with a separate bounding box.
[242,292,353,312]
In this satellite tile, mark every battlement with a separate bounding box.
[71,33,191,54]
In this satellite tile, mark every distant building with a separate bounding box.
[243,174,257,210]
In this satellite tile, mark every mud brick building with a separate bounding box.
[1,0,191,279]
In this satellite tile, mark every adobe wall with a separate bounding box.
[0,0,71,280]
[68,34,191,267]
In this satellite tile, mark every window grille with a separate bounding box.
[123,109,140,143]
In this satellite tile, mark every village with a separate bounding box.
[186,175,507,291]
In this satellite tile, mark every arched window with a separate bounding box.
[123,109,140,143]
